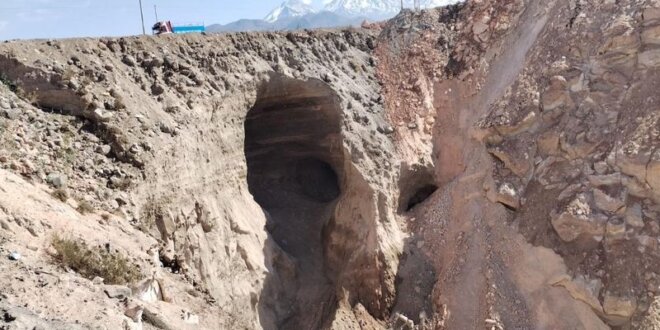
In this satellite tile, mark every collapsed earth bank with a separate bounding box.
[0,0,659,329]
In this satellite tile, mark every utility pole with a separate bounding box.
[138,0,146,35]
[400,0,403,11]
[154,5,159,22]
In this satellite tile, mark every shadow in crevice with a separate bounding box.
[391,236,438,326]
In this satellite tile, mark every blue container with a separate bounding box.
[172,25,205,34]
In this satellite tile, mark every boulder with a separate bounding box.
[593,188,625,213]
[642,25,660,45]
[134,278,168,303]
[553,275,603,313]
[639,49,660,68]
[551,194,607,242]
[588,173,621,187]
[625,203,645,228]
[488,143,533,177]
[648,150,660,194]
[644,8,660,23]
[541,76,570,111]
[537,131,561,155]
[154,209,176,241]
[603,292,637,324]
[124,304,144,323]
[495,182,520,209]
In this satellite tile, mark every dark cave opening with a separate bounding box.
[398,166,438,213]
[406,184,439,211]
[245,74,344,329]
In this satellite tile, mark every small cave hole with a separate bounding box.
[406,184,439,211]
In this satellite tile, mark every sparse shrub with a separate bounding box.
[139,196,171,234]
[15,86,39,105]
[61,68,75,83]
[0,73,18,93]
[112,177,133,191]
[113,95,126,110]
[51,188,69,202]
[56,146,76,166]
[76,200,94,214]
[348,60,362,73]
[50,234,141,285]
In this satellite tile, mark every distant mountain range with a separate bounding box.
[207,0,461,33]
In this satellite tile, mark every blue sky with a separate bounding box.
[0,0,317,40]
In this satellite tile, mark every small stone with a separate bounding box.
[0,219,11,232]
[606,217,626,240]
[588,173,621,187]
[124,304,144,322]
[104,285,132,300]
[92,108,113,122]
[96,145,112,155]
[159,122,175,134]
[46,173,67,188]
[182,311,199,325]
[92,277,104,285]
[1,108,20,120]
[603,292,636,320]
[151,84,165,96]
[378,125,395,135]
[122,55,136,67]
[594,161,609,174]
[108,199,120,210]
[8,251,21,261]
[625,204,645,228]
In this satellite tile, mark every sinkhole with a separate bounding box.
[245,74,344,329]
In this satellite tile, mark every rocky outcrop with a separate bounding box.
[0,28,404,328]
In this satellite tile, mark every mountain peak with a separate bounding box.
[264,0,317,23]
[324,0,400,19]
[322,0,460,19]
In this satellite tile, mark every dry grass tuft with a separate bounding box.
[51,188,69,202]
[50,235,141,285]
[76,200,94,214]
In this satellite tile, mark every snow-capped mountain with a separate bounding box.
[324,0,461,19]
[324,0,401,19]
[207,0,463,33]
[264,0,316,23]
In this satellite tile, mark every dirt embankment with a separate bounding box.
[0,0,659,329]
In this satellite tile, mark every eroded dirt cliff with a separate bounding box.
[0,0,659,329]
